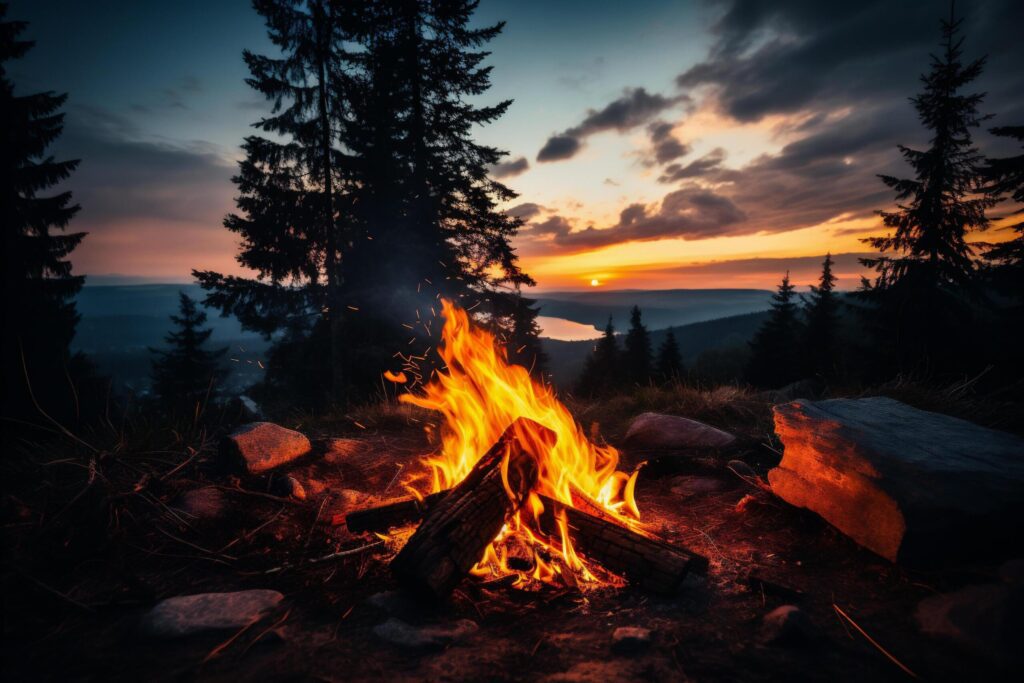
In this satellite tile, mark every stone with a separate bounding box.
[171,486,226,522]
[142,590,284,638]
[372,618,478,649]
[221,422,312,474]
[670,475,726,497]
[623,412,736,452]
[759,605,813,646]
[611,626,652,653]
[285,476,307,500]
[768,397,1024,563]
[726,460,757,480]
[915,582,1024,664]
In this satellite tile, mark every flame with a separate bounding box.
[399,299,641,586]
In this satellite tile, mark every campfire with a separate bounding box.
[347,301,706,599]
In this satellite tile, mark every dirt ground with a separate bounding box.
[2,414,1018,682]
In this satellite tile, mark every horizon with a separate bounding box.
[9,0,1023,291]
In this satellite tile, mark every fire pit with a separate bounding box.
[347,301,706,599]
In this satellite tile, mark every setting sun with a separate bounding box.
[590,278,600,287]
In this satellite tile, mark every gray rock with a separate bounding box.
[142,590,284,638]
[769,397,1024,563]
[916,582,1024,664]
[171,486,226,522]
[759,605,813,646]
[373,617,478,649]
[611,626,652,653]
[623,412,736,452]
[221,422,311,474]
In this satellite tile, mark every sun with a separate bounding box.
[590,278,601,287]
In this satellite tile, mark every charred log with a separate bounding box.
[389,418,553,600]
[345,491,446,534]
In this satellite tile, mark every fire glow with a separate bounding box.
[395,300,643,586]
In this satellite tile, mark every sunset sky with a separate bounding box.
[9,0,1024,291]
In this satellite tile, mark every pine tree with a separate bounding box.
[150,293,226,413]
[982,125,1024,299]
[858,7,995,372]
[193,0,350,407]
[746,272,803,388]
[1,4,88,420]
[576,317,621,396]
[802,254,840,379]
[655,328,685,383]
[624,305,653,386]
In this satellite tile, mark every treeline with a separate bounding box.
[577,15,1023,395]
[3,0,546,424]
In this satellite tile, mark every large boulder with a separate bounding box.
[142,590,284,638]
[769,397,1024,563]
[623,412,736,452]
[221,422,312,474]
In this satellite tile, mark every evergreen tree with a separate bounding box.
[802,253,840,379]
[623,305,653,386]
[1,4,88,420]
[746,272,803,388]
[504,291,547,378]
[655,328,685,383]
[858,8,995,372]
[193,0,350,407]
[982,125,1024,299]
[576,317,621,396]
[150,293,226,413]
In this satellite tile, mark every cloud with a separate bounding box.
[537,88,687,162]
[676,0,1024,123]
[630,252,875,289]
[489,156,530,179]
[659,147,726,182]
[647,120,691,165]
[505,202,545,221]
[518,187,747,253]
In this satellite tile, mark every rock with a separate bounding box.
[221,422,312,474]
[142,590,284,638]
[759,605,813,645]
[611,626,652,653]
[324,438,367,463]
[623,412,736,452]
[726,460,757,480]
[285,476,307,500]
[171,486,226,522]
[768,397,1024,563]
[373,618,478,649]
[670,475,726,497]
[915,582,1024,664]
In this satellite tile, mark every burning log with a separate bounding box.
[389,418,551,600]
[532,494,707,594]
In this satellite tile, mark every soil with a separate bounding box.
[2,420,1017,682]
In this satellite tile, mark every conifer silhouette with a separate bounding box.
[150,293,226,414]
[746,272,803,388]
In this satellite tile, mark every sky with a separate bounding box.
[9,0,1024,291]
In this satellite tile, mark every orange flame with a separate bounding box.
[400,299,641,586]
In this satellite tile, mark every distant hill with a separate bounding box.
[541,310,770,388]
[73,284,269,394]
[535,288,773,333]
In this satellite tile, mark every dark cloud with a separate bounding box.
[505,202,545,221]
[677,0,1024,123]
[490,156,530,179]
[641,252,874,288]
[160,75,204,111]
[537,135,581,162]
[647,120,691,164]
[57,105,233,227]
[537,88,687,162]
[519,187,747,253]
[659,147,726,182]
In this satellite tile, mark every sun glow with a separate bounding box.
[590,278,601,287]
[398,300,642,586]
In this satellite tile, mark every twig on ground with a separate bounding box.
[833,604,919,679]
[261,540,386,575]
